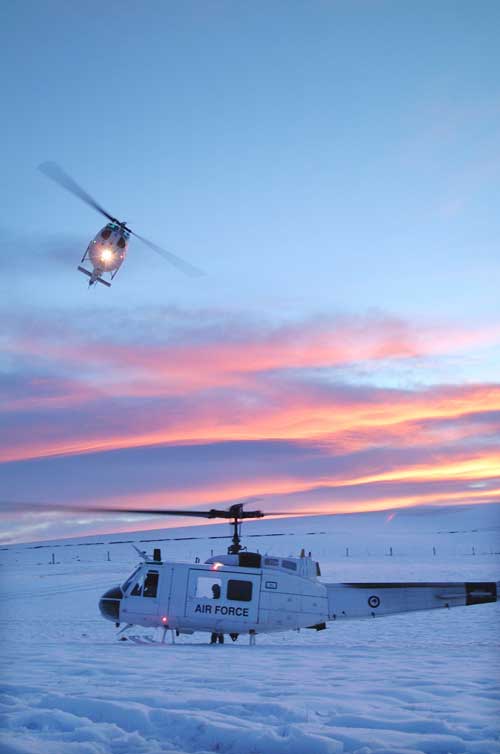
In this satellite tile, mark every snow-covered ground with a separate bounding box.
[1,503,499,754]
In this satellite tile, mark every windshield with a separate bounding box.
[122,566,141,593]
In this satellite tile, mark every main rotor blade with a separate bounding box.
[1,503,263,519]
[129,230,204,278]
[91,507,235,518]
[96,506,265,520]
[2,501,334,519]
[262,511,334,516]
[38,161,118,223]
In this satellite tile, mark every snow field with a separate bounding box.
[1,504,499,754]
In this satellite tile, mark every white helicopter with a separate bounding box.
[90,502,499,646]
[38,161,203,287]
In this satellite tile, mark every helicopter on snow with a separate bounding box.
[64,502,499,646]
[38,161,203,288]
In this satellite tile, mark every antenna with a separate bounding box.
[132,544,148,561]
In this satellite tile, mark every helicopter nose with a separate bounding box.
[99,585,123,622]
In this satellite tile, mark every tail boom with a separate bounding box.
[324,581,498,621]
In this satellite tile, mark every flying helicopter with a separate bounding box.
[38,161,203,288]
[27,501,498,646]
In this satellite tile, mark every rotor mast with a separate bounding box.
[229,517,242,554]
[227,504,248,554]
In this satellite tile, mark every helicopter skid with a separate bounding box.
[77,265,111,287]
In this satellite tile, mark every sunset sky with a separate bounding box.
[1,1,499,542]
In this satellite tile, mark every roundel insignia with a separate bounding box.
[368,595,380,609]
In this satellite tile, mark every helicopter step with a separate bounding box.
[77,265,111,287]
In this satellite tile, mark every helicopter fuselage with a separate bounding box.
[100,552,327,637]
[78,223,129,287]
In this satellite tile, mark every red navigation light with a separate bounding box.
[161,616,168,624]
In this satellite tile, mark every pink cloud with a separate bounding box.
[5,312,500,399]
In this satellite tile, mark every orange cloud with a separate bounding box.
[2,380,500,464]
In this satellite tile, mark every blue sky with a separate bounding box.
[1,1,499,542]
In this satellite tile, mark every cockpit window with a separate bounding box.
[122,567,141,593]
[281,559,297,571]
[131,576,144,596]
[101,228,112,240]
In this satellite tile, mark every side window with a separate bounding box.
[227,579,253,602]
[143,571,159,598]
[196,576,222,599]
[264,557,279,566]
[281,559,297,571]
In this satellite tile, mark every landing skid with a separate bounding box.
[77,265,111,287]
[120,632,255,646]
